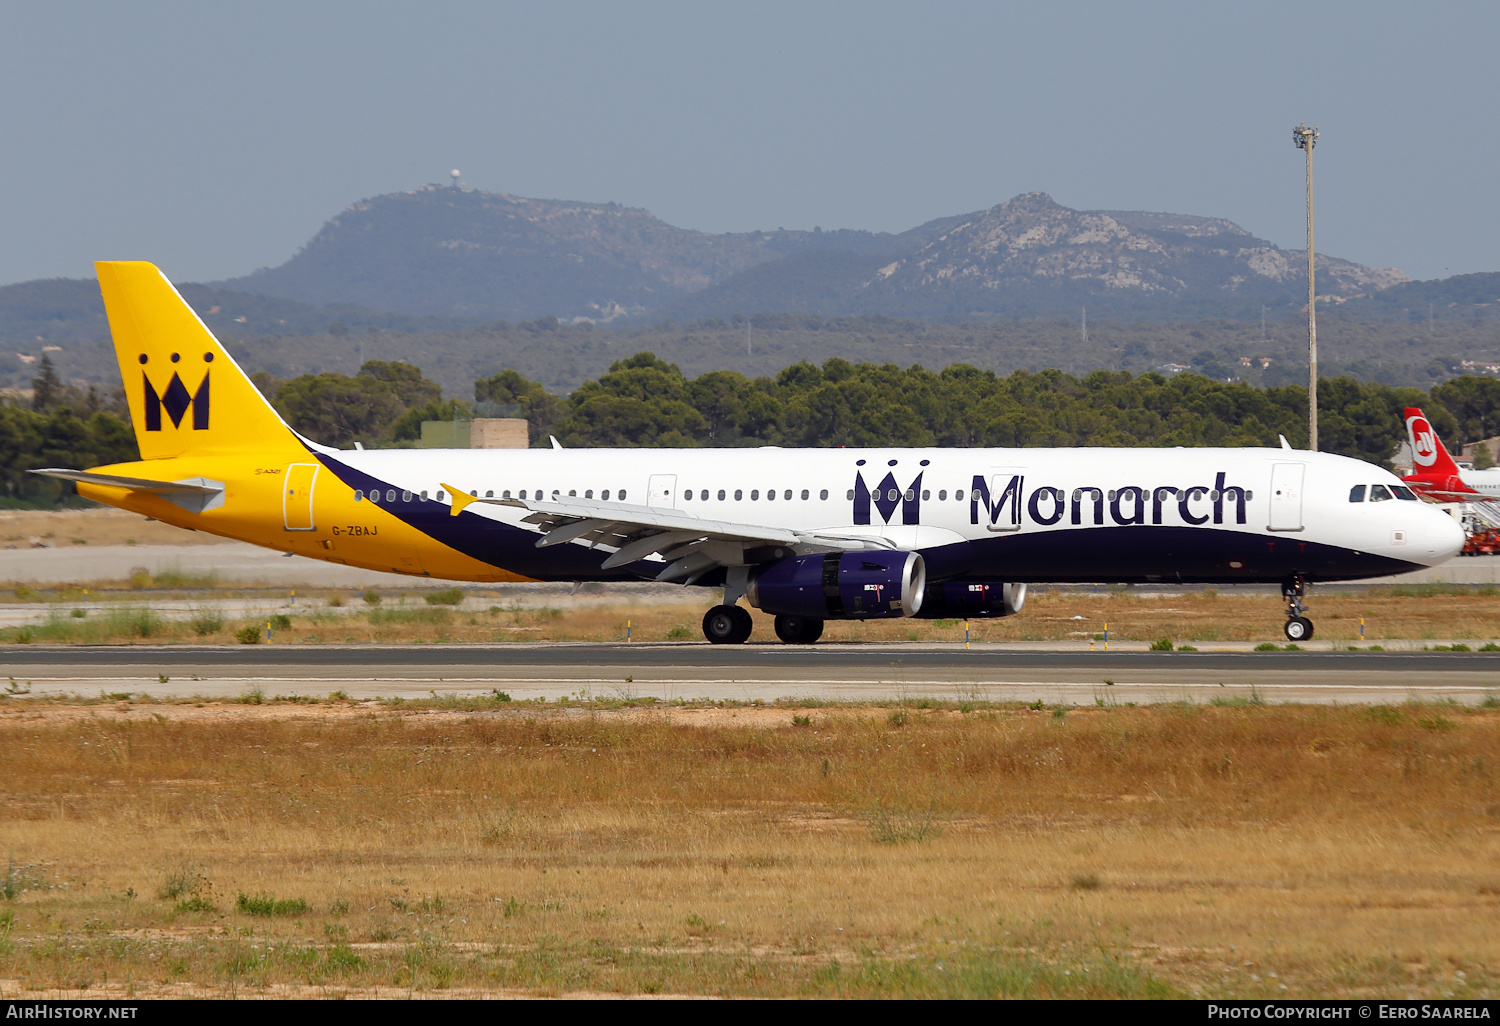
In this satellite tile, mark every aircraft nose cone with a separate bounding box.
[1423,509,1467,565]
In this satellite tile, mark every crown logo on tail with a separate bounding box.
[144,370,209,431]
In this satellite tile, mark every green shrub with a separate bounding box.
[362,589,381,605]
[270,614,292,630]
[1149,637,1174,651]
[424,588,465,606]
[235,625,262,645]
[189,610,223,636]
[324,944,363,973]
[70,608,86,619]
[174,897,216,913]
[236,893,309,917]
[105,607,162,639]
[1254,642,1281,652]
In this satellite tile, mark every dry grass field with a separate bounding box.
[5,584,1500,647]
[0,696,1496,999]
[0,509,218,548]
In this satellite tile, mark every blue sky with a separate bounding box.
[2,0,1494,286]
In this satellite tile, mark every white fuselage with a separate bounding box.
[314,443,1465,583]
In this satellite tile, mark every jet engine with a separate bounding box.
[913,581,1027,619]
[747,550,926,620]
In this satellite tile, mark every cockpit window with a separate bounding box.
[1368,484,1393,502]
[1391,485,1418,500]
[1349,485,1366,503]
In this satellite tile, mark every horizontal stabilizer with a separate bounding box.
[31,468,226,514]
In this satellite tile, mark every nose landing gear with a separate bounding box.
[1281,576,1314,642]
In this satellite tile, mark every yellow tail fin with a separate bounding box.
[96,261,300,459]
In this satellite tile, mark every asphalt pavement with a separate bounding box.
[4,643,1497,705]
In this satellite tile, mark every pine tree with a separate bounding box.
[31,353,62,412]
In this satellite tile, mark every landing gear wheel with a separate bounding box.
[774,615,825,645]
[729,605,754,643]
[1284,616,1314,642]
[703,605,753,644]
[1280,575,1313,644]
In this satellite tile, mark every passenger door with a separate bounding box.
[1268,462,1305,532]
[283,463,319,531]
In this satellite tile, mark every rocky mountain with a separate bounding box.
[671,193,1407,321]
[220,185,1406,322]
[221,185,910,321]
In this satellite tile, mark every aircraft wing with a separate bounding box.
[442,484,887,583]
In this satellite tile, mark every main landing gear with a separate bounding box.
[773,614,824,645]
[702,604,754,645]
[1281,576,1315,642]
[701,606,827,645]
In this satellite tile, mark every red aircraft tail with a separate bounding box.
[1402,407,1472,496]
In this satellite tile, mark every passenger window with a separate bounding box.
[436,491,444,502]
[750,489,759,500]
[922,490,930,500]
[484,490,492,498]
[1349,485,1366,502]
[701,490,709,500]
[402,490,412,502]
[903,489,914,501]
[847,489,855,500]
[1391,485,1417,500]
[1369,484,1393,502]
[718,489,726,500]
[938,490,946,500]
[784,490,792,500]
[422,490,430,501]
[681,489,690,501]
[819,489,828,500]
[502,490,511,499]
[552,489,560,497]
[355,490,364,501]
[956,490,966,501]
[618,490,626,501]
[734,489,743,501]
[386,490,396,502]
[766,489,775,501]
[569,489,577,497]
[585,490,593,499]
[602,489,610,501]
[800,489,809,500]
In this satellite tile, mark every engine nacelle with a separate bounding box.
[913,581,1027,619]
[747,550,927,620]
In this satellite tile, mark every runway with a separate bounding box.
[5,643,1498,705]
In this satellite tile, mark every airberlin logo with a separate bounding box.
[1407,415,1439,468]
[140,351,213,431]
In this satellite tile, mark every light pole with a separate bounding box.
[1293,123,1319,450]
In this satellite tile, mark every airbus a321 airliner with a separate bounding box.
[35,263,1465,644]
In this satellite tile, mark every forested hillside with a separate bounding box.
[13,344,1500,507]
